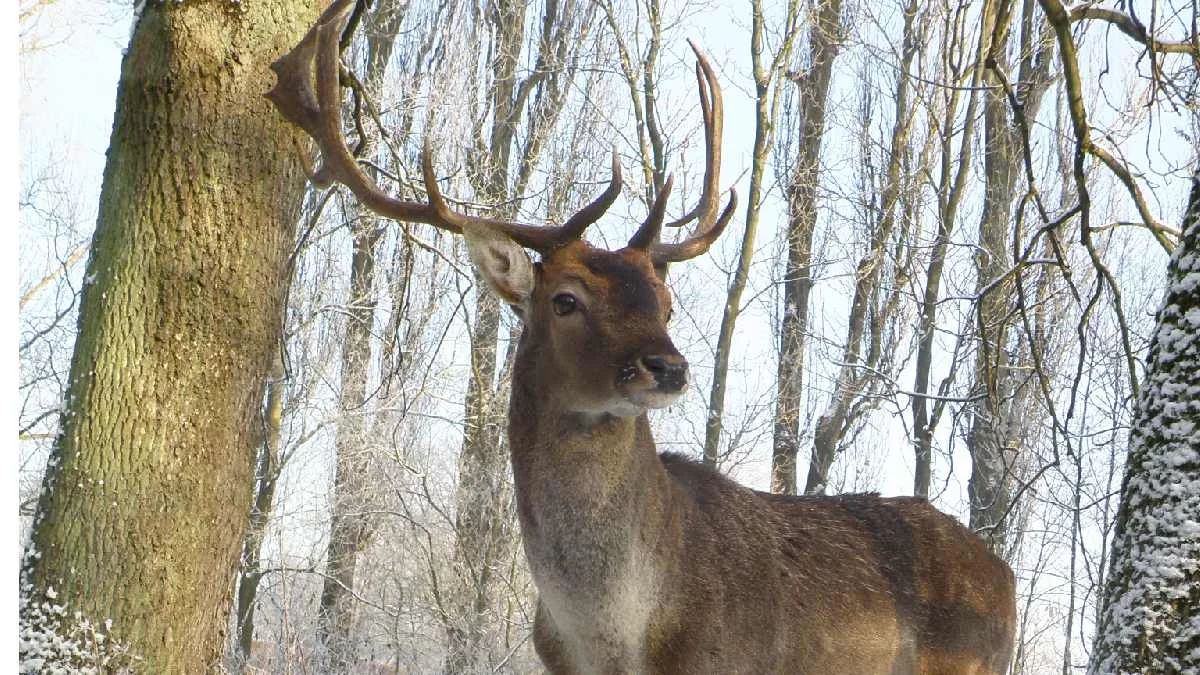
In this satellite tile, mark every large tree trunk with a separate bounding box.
[1088,171,1200,674]
[18,1,317,671]
[771,0,845,494]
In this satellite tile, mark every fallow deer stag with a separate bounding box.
[268,2,1017,672]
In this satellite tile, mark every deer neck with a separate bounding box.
[506,340,673,575]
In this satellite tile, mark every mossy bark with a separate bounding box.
[21,0,317,671]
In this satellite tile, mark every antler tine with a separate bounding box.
[628,174,675,250]
[664,51,717,229]
[266,0,617,253]
[651,42,734,265]
[560,150,624,241]
[651,189,738,264]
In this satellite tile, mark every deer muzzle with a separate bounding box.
[638,352,689,393]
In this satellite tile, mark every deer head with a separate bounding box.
[267,0,735,419]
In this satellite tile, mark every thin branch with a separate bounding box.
[20,242,88,308]
[1069,5,1200,56]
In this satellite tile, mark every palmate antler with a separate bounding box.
[266,0,735,261]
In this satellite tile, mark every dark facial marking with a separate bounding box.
[581,250,661,317]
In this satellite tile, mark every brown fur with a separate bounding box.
[505,242,1016,674]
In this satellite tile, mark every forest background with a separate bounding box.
[17,0,1199,672]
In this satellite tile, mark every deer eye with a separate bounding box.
[552,293,577,316]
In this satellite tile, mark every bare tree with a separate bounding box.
[19,159,90,518]
[1002,0,1198,664]
[910,0,987,498]
[803,0,925,494]
[446,1,599,669]
[702,0,802,467]
[233,350,287,670]
[771,0,847,494]
[965,0,1054,554]
[27,0,1200,670]
[316,2,409,669]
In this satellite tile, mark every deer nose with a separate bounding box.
[640,353,689,391]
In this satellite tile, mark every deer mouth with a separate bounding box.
[627,388,687,410]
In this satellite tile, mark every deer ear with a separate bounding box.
[461,223,535,309]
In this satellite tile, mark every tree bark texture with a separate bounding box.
[19,1,317,671]
[771,0,844,494]
[1089,171,1200,675]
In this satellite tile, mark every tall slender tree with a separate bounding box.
[233,350,286,670]
[966,0,1053,553]
[803,0,924,493]
[317,2,408,668]
[447,1,598,669]
[910,0,985,497]
[702,0,801,467]
[771,0,847,494]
